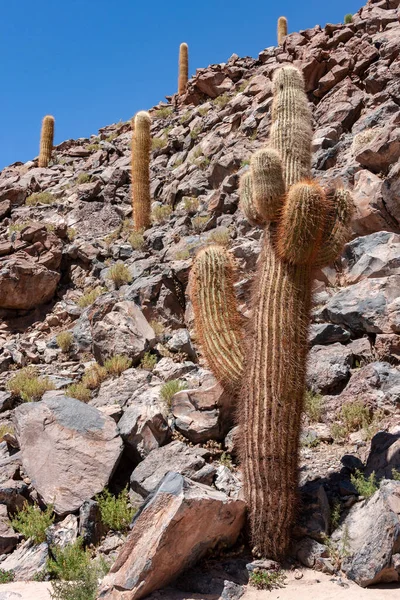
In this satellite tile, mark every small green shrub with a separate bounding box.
[0,423,14,441]
[330,501,341,531]
[151,205,172,224]
[128,231,146,251]
[66,383,91,403]
[180,111,192,124]
[140,352,157,371]
[11,502,54,544]
[341,401,371,433]
[7,367,55,402]
[48,539,108,600]
[344,13,353,24]
[190,126,202,140]
[350,469,378,498]
[9,222,29,235]
[154,106,173,119]
[77,286,104,308]
[213,93,230,109]
[0,569,14,583]
[76,173,92,184]
[207,227,230,246]
[152,137,167,150]
[174,248,191,260]
[237,80,249,93]
[149,320,165,337]
[331,422,347,442]
[67,228,77,241]
[104,355,132,377]
[105,132,118,142]
[82,364,108,390]
[96,487,136,532]
[173,157,184,169]
[192,215,209,233]
[26,192,55,206]
[86,143,100,152]
[240,159,250,168]
[56,332,74,354]
[182,197,199,213]
[160,380,187,408]
[107,263,132,288]
[198,105,210,116]
[219,452,234,470]
[392,468,400,481]
[249,570,286,591]
[304,390,324,423]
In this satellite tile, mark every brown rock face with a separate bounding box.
[0,255,60,310]
[13,395,123,515]
[98,473,246,600]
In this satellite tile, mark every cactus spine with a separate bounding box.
[189,65,353,559]
[277,16,288,45]
[38,115,55,168]
[178,43,189,96]
[131,111,152,231]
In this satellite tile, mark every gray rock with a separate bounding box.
[337,480,400,587]
[46,514,78,549]
[309,323,351,345]
[91,300,156,365]
[130,441,211,497]
[294,536,328,568]
[307,343,353,394]
[14,395,123,515]
[92,368,151,409]
[117,386,171,459]
[323,276,400,334]
[343,232,400,284]
[0,540,48,581]
[0,504,19,555]
[166,329,197,360]
[98,473,246,600]
[152,357,197,382]
[79,500,103,546]
[365,431,400,480]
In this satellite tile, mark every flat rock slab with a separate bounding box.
[98,472,246,600]
[13,395,123,514]
[0,540,48,581]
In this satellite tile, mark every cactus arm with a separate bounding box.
[276,181,329,265]
[132,111,152,231]
[239,171,266,226]
[314,188,354,268]
[189,245,244,391]
[38,115,55,168]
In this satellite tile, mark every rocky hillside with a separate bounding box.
[0,0,399,597]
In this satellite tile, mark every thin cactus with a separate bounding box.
[131,111,151,231]
[189,65,353,560]
[178,43,189,96]
[277,16,288,45]
[38,115,55,168]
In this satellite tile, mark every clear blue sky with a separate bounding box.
[0,0,363,170]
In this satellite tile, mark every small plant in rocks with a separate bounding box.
[104,355,132,377]
[249,569,286,591]
[7,367,55,402]
[160,380,187,408]
[96,487,136,533]
[56,331,74,354]
[11,502,54,544]
[350,469,378,498]
[107,263,132,289]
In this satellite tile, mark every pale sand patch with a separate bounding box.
[0,581,51,599]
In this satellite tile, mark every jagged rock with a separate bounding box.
[46,514,78,549]
[91,368,151,409]
[117,386,171,459]
[78,500,103,546]
[336,480,400,587]
[13,395,123,514]
[307,343,353,394]
[0,504,19,555]
[0,540,48,581]
[0,255,60,310]
[355,124,400,173]
[171,382,234,444]
[98,473,246,600]
[365,431,400,479]
[309,323,351,345]
[166,328,197,360]
[130,441,212,497]
[323,276,400,334]
[294,537,328,568]
[91,301,156,364]
[152,357,196,382]
[342,232,400,284]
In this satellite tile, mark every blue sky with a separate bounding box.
[0,0,362,170]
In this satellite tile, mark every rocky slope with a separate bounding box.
[0,0,399,596]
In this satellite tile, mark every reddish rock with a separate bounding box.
[0,255,60,310]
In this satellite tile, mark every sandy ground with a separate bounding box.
[0,571,399,599]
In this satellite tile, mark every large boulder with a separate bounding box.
[0,539,48,581]
[98,473,246,600]
[335,480,400,587]
[13,395,123,514]
[365,431,400,480]
[0,255,60,310]
[342,232,400,284]
[306,343,353,394]
[90,301,156,364]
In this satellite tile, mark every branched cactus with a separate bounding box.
[131,111,151,231]
[178,43,189,96]
[277,16,288,45]
[189,65,353,559]
[38,115,55,168]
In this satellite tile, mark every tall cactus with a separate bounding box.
[178,43,189,96]
[277,16,288,45]
[38,115,55,168]
[131,111,151,231]
[189,65,353,559]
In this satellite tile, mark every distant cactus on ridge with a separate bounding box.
[277,16,288,45]
[38,115,55,168]
[178,43,189,96]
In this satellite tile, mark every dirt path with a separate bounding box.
[242,569,400,600]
